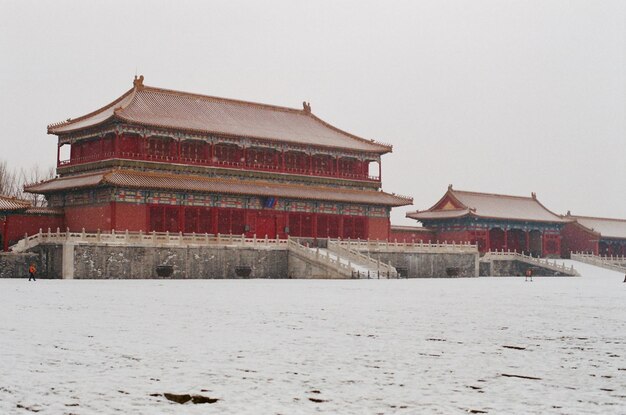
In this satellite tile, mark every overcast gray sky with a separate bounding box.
[1,0,624,224]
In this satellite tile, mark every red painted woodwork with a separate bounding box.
[468,229,488,252]
[317,214,341,238]
[132,206,377,240]
[507,229,526,253]
[61,135,381,182]
[599,241,625,256]
[542,233,561,257]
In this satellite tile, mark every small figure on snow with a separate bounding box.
[525,268,533,282]
[28,263,37,281]
[623,274,626,283]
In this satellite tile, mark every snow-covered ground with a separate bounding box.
[1,264,625,414]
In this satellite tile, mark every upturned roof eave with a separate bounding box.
[47,87,137,135]
[25,169,412,206]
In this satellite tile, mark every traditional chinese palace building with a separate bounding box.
[0,195,63,251]
[406,186,567,256]
[24,76,411,241]
[560,213,626,257]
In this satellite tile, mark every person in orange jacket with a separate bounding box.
[525,268,533,282]
[28,263,37,281]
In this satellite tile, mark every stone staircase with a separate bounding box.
[570,253,626,273]
[287,238,398,279]
[327,239,398,278]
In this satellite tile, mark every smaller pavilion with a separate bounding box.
[561,212,626,257]
[406,186,568,256]
[0,195,63,252]
[1,196,31,251]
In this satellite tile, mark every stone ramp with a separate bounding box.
[481,251,579,276]
[570,253,626,273]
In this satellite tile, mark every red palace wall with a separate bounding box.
[560,223,599,257]
[114,203,147,232]
[65,204,112,232]
[367,217,390,241]
[435,230,470,244]
[1,214,64,251]
[388,228,435,243]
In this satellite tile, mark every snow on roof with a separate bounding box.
[48,76,392,154]
[0,195,31,212]
[450,190,566,222]
[568,215,626,240]
[407,188,567,223]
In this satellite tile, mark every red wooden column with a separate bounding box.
[378,159,381,180]
[504,229,508,251]
[2,217,9,252]
[176,139,182,162]
[308,154,313,174]
[114,132,119,157]
[142,135,148,159]
[281,150,285,171]
[209,142,214,164]
[335,156,340,177]
[338,216,344,239]
[485,228,491,252]
[212,208,219,235]
[110,202,117,231]
[525,230,530,254]
[179,206,185,234]
[312,213,318,239]
[56,143,61,166]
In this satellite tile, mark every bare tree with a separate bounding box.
[0,160,55,206]
[0,160,20,197]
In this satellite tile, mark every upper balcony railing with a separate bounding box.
[58,150,381,182]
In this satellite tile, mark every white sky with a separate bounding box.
[1,0,624,225]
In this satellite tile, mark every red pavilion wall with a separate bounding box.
[367,217,390,240]
[388,228,435,243]
[435,230,470,244]
[114,203,147,232]
[65,204,112,232]
[560,223,599,257]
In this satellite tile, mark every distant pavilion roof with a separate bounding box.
[48,76,392,154]
[25,169,412,207]
[0,195,31,212]
[565,214,626,240]
[407,187,568,223]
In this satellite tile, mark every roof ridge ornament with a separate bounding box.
[302,101,311,114]
[448,184,453,190]
[133,75,145,89]
[531,192,537,199]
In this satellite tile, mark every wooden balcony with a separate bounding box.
[58,150,381,182]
